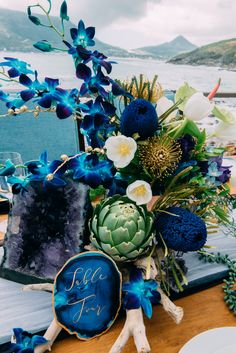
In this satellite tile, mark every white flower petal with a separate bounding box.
[126,180,152,205]
[184,92,212,121]
[105,135,137,168]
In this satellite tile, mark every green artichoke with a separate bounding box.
[90,195,154,262]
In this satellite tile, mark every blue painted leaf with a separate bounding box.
[33,40,53,52]
[28,15,41,26]
[60,0,69,21]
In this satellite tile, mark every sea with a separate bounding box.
[0,51,236,162]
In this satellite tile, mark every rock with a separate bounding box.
[0,180,92,282]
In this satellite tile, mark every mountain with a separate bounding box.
[134,35,197,59]
[169,38,236,69]
[0,7,129,57]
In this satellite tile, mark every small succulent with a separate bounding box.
[90,195,154,262]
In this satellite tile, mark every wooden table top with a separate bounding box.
[52,284,236,353]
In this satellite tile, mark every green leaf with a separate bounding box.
[212,106,236,124]
[60,1,69,21]
[175,83,197,111]
[172,118,202,140]
[28,15,41,26]
[33,40,53,52]
[212,206,230,223]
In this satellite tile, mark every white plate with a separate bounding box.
[179,327,236,353]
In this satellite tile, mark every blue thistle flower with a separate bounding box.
[120,99,158,139]
[156,207,207,252]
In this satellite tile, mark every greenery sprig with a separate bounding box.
[199,251,236,314]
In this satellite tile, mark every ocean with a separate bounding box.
[0,52,236,162]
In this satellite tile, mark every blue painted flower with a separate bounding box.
[6,176,28,194]
[0,90,25,110]
[123,268,160,319]
[2,328,47,353]
[78,47,116,74]
[53,87,88,119]
[68,153,115,188]
[0,57,34,78]
[81,96,116,148]
[70,20,95,48]
[156,207,207,252]
[76,64,110,98]
[26,151,67,186]
[120,99,158,139]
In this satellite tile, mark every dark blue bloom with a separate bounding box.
[53,88,88,119]
[77,47,116,74]
[81,96,116,148]
[2,328,47,353]
[123,268,160,319]
[0,90,25,110]
[177,134,196,161]
[7,176,28,194]
[68,153,115,188]
[120,98,158,139]
[25,151,67,186]
[76,63,110,98]
[19,71,47,102]
[0,57,34,78]
[70,20,95,48]
[156,207,207,252]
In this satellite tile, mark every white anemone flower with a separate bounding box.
[104,135,137,168]
[156,96,177,120]
[183,92,212,121]
[126,180,152,205]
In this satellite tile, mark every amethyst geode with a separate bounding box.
[0,180,92,282]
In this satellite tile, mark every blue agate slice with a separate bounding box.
[53,251,122,339]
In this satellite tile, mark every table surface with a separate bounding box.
[0,215,235,352]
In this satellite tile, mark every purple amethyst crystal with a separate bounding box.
[0,180,92,282]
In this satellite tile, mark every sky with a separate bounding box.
[0,0,235,49]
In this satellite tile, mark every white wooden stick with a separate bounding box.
[34,318,62,353]
[109,308,150,353]
[22,283,54,292]
[158,288,183,324]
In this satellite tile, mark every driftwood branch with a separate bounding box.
[109,308,150,353]
[34,318,62,353]
[22,283,54,292]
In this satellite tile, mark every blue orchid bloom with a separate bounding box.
[0,159,16,176]
[123,268,161,319]
[81,96,116,148]
[68,153,115,188]
[76,63,110,98]
[20,73,60,108]
[0,57,34,78]
[52,87,89,119]
[0,90,25,110]
[2,328,48,353]
[70,20,95,48]
[25,151,67,186]
[76,46,116,74]
[7,176,28,194]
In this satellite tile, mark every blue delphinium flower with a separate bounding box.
[120,98,158,139]
[70,20,95,48]
[123,268,161,319]
[81,96,116,148]
[2,328,47,353]
[26,151,67,186]
[206,161,223,186]
[68,153,115,188]
[156,207,207,252]
[0,57,34,78]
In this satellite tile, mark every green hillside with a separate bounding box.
[0,7,129,57]
[135,35,197,59]
[169,38,236,68]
